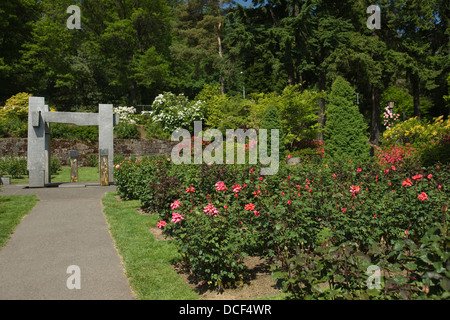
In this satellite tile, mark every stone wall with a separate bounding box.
[0,138,177,166]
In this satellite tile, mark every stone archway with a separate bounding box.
[27,96,118,187]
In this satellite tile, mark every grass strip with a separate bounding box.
[0,195,39,249]
[102,192,198,300]
[51,166,99,182]
[10,167,100,184]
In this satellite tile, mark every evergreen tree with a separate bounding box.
[324,76,370,162]
[260,104,285,157]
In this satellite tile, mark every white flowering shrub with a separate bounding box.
[151,92,205,133]
[113,106,137,124]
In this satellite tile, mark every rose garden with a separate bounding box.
[1,1,449,301]
[111,78,450,300]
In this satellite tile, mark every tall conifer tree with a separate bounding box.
[324,76,370,162]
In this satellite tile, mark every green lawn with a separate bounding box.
[0,194,39,249]
[51,166,99,182]
[102,192,198,300]
[9,167,99,184]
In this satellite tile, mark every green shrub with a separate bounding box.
[324,76,370,162]
[145,121,171,140]
[114,122,140,139]
[0,118,7,138]
[0,158,6,175]
[0,156,27,178]
[260,105,285,157]
[50,157,61,175]
[0,116,28,138]
[71,125,98,141]
[380,223,450,300]
[275,222,449,300]
[151,92,205,134]
[85,154,98,167]
[382,116,450,167]
[51,123,98,141]
[420,137,450,166]
[114,155,449,295]
[113,157,161,201]
[113,154,125,165]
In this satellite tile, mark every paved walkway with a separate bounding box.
[0,183,135,300]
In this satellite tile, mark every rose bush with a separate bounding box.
[114,156,449,298]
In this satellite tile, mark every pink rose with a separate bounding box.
[157,221,167,229]
[171,212,184,224]
[170,200,181,210]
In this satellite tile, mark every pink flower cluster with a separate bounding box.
[377,145,414,166]
[383,106,400,130]
[215,181,227,192]
[171,212,184,223]
[186,186,195,193]
[350,185,361,195]
[170,199,181,210]
[232,184,242,193]
[157,221,167,229]
[203,203,219,217]
[401,173,437,201]
[244,203,256,211]
[418,192,428,201]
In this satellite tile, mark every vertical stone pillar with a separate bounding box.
[44,111,51,184]
[70,150,79,182]
[99,149,109,186]
[98,104,114,184]
[28,97,47,187]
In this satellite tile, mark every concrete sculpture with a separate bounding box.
[27,96,117,187]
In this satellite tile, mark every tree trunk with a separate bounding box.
[215,1,225,95]
[128,55,138,106]
[317,71,326,141]
[217,27,225,94]
[412,76,421,119]
[129,79,138,107]
[298,71,304,91]
[268,5,279,27]
[286,43,295,86]
[370,84,381,146]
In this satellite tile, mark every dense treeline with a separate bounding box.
[0,0,448,145]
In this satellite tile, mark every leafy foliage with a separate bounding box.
[382,116,450,166]
[150,92,205,134]
[260,104,285,156]
[324,77,370,162]
[50,123,98,141]
[0,92,32,138]
[114,155,450,298]
[114,122,140,140]
[0,156,27,178]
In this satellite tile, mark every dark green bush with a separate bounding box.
[85,154,98,167]
[114,122,140,139]
[51,123,98,141]
[420,136,450,167]
[260,105,285,156]
[113,154,125,165]
[114,155,449,296]
[145,121,170,140]
[50,157,61,175]
[324,76,370,162]
[3,116,27,138]
[0,118,9,137]
[0,156,27,178]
